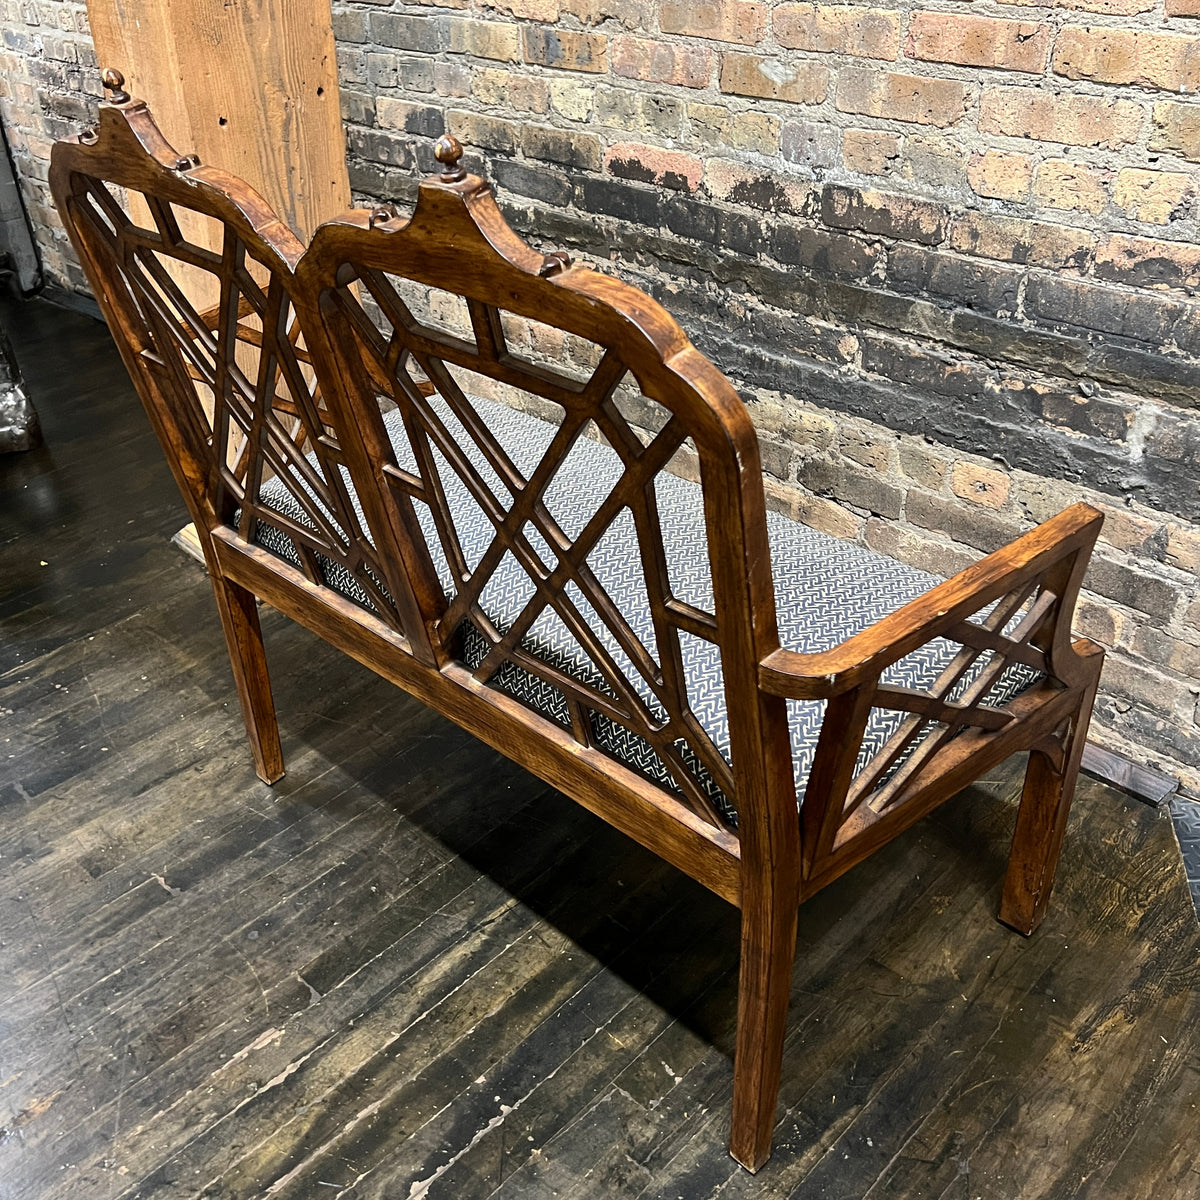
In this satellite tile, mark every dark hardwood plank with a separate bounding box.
[3,298,1198,1200]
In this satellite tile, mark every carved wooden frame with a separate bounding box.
[51,84,1105,1172]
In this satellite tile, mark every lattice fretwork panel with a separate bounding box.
[63,173,404,628]
[818,576,1053,846]
[328,267,737,828]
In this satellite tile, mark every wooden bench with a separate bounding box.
[51,73,1105,1171]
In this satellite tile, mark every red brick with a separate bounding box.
[1150,100,1200,162]
[979,86,1142,148]
[612,36,713,87]
[661,0,766,45]
[967,149,1033,200]
[908,13,1051,74]
[1052,26,1200,92]
[836,67,970,127]
[719,53,829,104]
[604,142,703,191]
[774,4,900,59]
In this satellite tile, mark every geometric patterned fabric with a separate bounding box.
[252,394,1039,828]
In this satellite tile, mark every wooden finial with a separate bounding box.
[101,68,130,105]
[434,134,465,183]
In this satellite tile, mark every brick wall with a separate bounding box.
[2,0,1198,794]
[0,0,98,291]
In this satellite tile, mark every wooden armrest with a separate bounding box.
[758,502,1103,701]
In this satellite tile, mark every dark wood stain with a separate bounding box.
[2,295,1199,1198]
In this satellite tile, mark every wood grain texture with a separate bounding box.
[49,102,1112,1169]
[85,0,348,242]
[2,296,1199,1200]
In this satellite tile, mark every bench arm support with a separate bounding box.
[757,503,1103,701]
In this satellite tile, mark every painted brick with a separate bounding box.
[689,104,780,155]
[604,142,703,190]
[774,5,900,59]
[950,461,1011,509]
[979,86,1142,148]
[1095,233,1200,290]
[661,1,766,46]
[612,36,713,87]
[836,68,970,127]
[949,212,1094,270]
[1052,26,1200,93]
[448,18,522,61]
[967,150,1033,201]
[781,119,841,169]
[843,129,902,176]
[1112,168,1197,225]
[907,13,1051,75]
[1167,0,1200,16]
[1150,100,1200,162]
[523,26,608,72]
[1033,160,1110,214]
[524,124,603,169]
[821,184,948,245]
[492,158,573,207]
[771,224,881,280]
[719,53,829,105]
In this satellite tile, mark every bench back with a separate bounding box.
[53,96,796,839]
[49,82,407,626]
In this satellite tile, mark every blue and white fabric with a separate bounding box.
[251,394,1039,827]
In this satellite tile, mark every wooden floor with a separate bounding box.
[2,296,1199,1200]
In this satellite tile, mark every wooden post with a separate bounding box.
[85,0,349,242]
[85,0,352,560]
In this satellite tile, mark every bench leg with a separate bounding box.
[210,571,285,784]
[729,892,798,1171]
[999,678,1098,936]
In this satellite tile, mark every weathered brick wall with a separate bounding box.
[332,0,1200,794]
[0,0,98,291]
[2,0,1198,793]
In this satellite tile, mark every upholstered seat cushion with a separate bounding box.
[253,394,1038,826]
